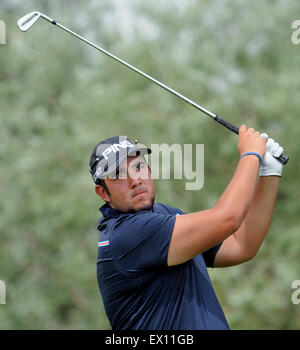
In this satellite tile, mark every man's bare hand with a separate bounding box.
[238,125,267,159]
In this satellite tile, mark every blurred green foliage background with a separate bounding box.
[0,0,299,329]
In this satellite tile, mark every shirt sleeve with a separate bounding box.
[202,242,223,268]
[110,211,176,274]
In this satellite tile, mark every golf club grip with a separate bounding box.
[214,115,239,134]
[214,115,289,165]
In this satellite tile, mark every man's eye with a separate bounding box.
[136,162,145,171]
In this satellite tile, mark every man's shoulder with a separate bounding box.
[110,203,181,234]
[111,203,184,223]
[153,202,185,216]
[97,202,183,232]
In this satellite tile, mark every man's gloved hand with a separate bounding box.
[259,133,284,177]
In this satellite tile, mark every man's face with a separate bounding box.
[95,155,155,213]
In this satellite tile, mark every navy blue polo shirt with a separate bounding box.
[96,202,229,330]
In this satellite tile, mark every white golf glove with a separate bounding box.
[259,133,284,177]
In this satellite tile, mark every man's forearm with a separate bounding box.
[233,176,280,258]
[215,156,261,226]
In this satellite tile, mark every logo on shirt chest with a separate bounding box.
[98,240,110,247]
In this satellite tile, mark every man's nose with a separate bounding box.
[128,169,143,187]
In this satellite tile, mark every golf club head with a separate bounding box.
[17,11,41,31]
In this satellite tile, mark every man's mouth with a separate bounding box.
[132,189,148,198]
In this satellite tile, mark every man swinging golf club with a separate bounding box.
[16,11,287,330]
[89,126,284,330]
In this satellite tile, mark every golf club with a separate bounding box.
[17,11,289,165]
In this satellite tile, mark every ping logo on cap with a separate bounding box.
[93,166,102,181]
[101,141,135,160]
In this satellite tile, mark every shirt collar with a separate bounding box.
[99,202,154,218]
[99,203,122,218]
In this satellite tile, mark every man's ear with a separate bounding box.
[95,184,110,202]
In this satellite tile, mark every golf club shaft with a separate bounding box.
[39,14,289,165]
[52,19,217,118]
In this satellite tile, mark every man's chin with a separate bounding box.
[134,203,153,212]
[109,194,155,213]
[133,198,154,212]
